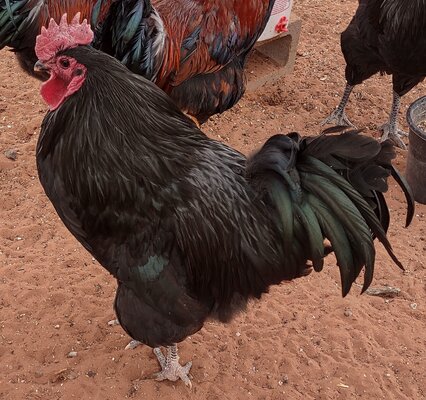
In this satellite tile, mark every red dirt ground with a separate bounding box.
[0,1,425,399]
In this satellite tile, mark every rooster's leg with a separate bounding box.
[125,339,143,350]
[378,91,408,149]
[183,112,201,129]
[321,84,355,127]
[107,318,142,350]
[153,344,192,388]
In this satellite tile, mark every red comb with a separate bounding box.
[35,13,94,61]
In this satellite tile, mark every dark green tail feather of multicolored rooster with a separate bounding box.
[0,0,29,48]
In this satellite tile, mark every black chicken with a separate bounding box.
[322,0,426,149]
[34,14,414,387]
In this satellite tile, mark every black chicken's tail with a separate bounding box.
[246,128,415,296]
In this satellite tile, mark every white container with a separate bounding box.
[258,0,294,42]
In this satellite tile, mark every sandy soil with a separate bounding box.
[0,1,425,399]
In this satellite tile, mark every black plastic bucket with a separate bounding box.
[406,96,426,204]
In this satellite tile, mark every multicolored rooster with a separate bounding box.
[0,0,276,124]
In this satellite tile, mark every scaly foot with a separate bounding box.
[107,318,142,350]
[378,122,408,149]
[125,339,142,350]
[321,109,355,127]
[107,318,120,326]
[153,345,192,388]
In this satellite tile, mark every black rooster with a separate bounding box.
[34,15,414,387]
[322,0,426,149]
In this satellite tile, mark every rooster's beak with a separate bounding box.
[34,60,49,73]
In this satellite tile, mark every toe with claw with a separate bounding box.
[152,345,193,388]
[107,319,142,350]
[321,109,356,128]
[125,339,142,350]
[378,123,408,149]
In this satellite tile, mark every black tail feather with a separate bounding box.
[390,165,415,228]
[248,128,414,297]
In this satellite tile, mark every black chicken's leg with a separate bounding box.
[107,318,142,350]
[322,84,355,127]
[378,91,408,149]
[125,339,142,350]
[153,344,192,388]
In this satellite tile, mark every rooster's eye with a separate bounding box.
[59,58,70,69]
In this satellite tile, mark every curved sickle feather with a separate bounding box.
[390,165,415,227]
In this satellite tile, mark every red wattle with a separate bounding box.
[40,74,68,110]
